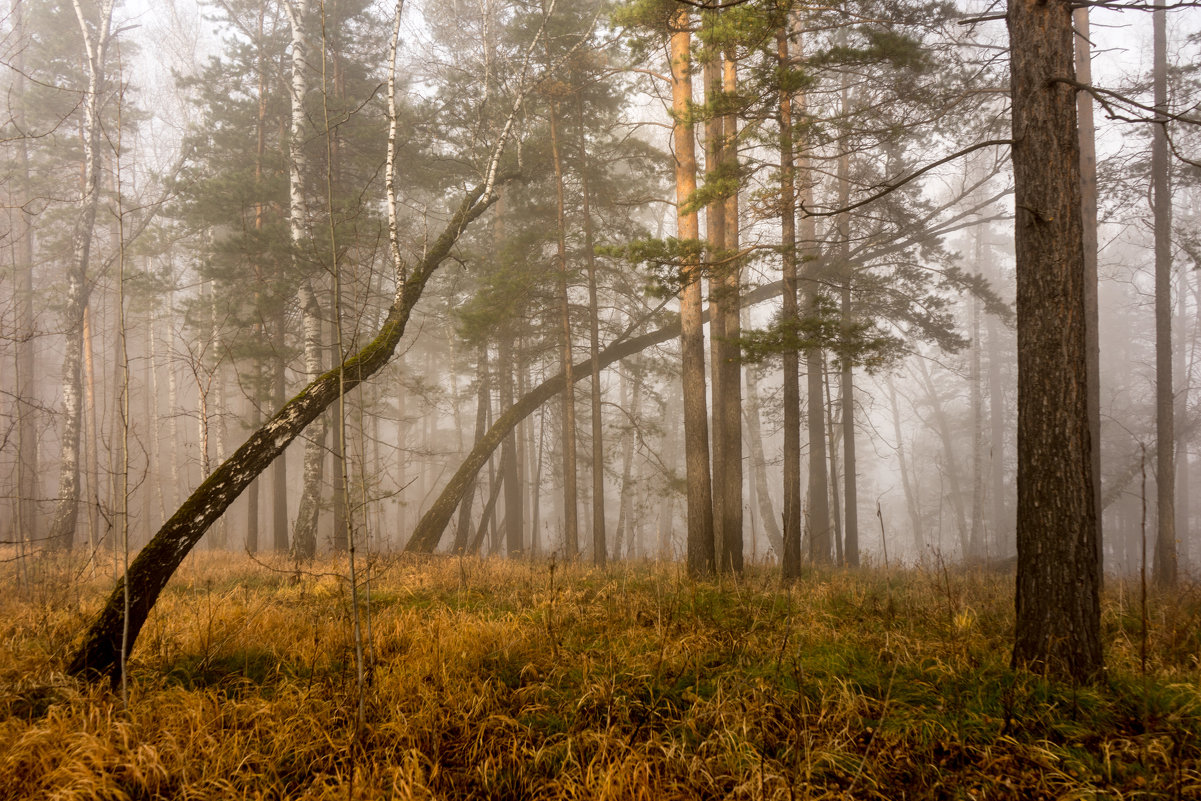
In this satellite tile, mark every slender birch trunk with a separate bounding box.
[49,0,115,550]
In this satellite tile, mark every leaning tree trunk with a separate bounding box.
[404,280,788,555]
[49,0,114,550]
[66,185,498,685]
[1008,0,1102,681]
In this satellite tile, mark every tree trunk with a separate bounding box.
[1075,7,1103,578]
[743,361,783,558]
[800,139,830,564]
[825,364,843,565]
[49,0,114,550]
[915,357,971,556]
[986,270,1009,555]
[574,92,607,567]
[548,101,579,559]
[1151,6,1176,588]
[499,335,523,557]
[719,48,743,574]
[969,238,986,558]
[777,30,803,579]
[887,377,925,557]
[9,0,39,551]
[836,145,858,567]
[703,38,727,573]
[272,320,290,551]
[671,9,716,576]
[1008,0,1102,680]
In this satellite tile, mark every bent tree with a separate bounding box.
[67,186,498,683]
[66,0,563,685]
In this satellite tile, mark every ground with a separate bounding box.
[1,553,1199,799]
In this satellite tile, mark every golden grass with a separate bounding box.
[1,552,1199,799]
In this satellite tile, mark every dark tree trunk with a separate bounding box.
[1075,7,1103,578]
[718,49,744,574]
[777,30,803,580]
[1008,0,1102,681]
[499,334,523,558]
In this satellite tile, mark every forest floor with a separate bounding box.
[1,552,1199,800]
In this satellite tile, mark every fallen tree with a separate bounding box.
[404,279,788,554]
[66,184,498,685]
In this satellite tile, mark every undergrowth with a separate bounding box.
[0,553,1198,799]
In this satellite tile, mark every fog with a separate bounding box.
[2,0,1198,577]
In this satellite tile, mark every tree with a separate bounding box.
[1151,5,1176,589]
[66,0,561,684]
[47,0,117,550]
[669,6,716,576]
[1008,0,1101,681]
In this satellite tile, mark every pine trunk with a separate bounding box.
[672,11,716,576]
[1008,0,1102,680]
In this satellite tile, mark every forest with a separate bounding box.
[2,0,1200,797]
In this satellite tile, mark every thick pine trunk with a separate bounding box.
[1009,0,1102,680]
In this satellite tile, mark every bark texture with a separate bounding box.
[1008,0,1102,680]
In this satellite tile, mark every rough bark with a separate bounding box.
[66,184,498,685]
[1009,0,1102,680]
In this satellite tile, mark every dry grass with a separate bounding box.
[1,552,1199,799]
